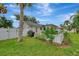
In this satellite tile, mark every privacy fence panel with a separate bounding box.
[0,28,18,40]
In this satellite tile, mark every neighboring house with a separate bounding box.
[23,21,43,36]
[42,24,57,29]
[23,21,62,36]
[47,24,63,32]
[42,24,62,32]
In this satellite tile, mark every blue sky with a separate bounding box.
[0,3,79,27]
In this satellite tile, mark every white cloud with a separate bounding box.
[36,17,49,22]
[5,4,17,8]
[55,12,75,22]
[36,17,51,24]
[5,4,20,13]
[10,15,16,19]
[35,3,53,16]
[9,4,16,8]
[13,9,20,13]
[34,4,77,17]
[9,4,20,13]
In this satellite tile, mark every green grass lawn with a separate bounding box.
[0,33,79,56]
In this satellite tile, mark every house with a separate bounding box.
[23,21,62,36]
[42,24,62,30]
[23,21,43,36]
[42,24,63,34]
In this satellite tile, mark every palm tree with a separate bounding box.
[64,20,70,26]
[29,16,39,23]
[60,24,63,28]
[17,3,32,42]
[15,14,38,23]
[70,11,79,33]
[64,20,70,31]
[15,14,28,21]
[0,4,7,14]
[0,16,13,28]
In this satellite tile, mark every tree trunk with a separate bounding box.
[17,4,24,42]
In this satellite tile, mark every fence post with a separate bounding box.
[7,28,9,39]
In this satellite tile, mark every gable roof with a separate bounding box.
[24,21,42,28]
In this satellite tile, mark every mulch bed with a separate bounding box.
[52,38,71,48]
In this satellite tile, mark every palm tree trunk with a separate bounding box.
[17,4,24,42]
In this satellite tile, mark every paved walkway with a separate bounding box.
[53,33,64,44]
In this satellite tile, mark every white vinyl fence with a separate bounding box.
[0,28,31,40]
[0,28,18,40]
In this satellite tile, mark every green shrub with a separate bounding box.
[34,34,46,41]
[42,28,58,40]
[64,32,69,39]
[63,32,71,45]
